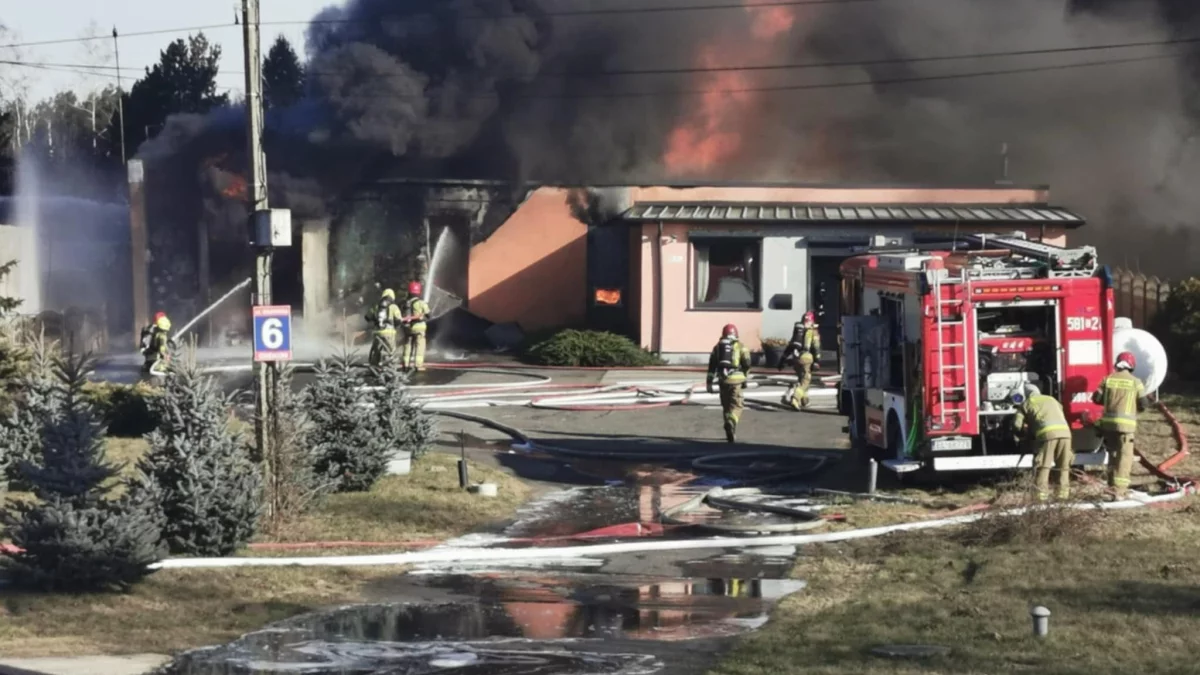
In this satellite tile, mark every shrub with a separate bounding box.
[83,382,159,437]
[128,348,261,556]
[0,335,63,481]
[0,354,165,591]
[259,363,332,536]
[1152,277,1200,381]
[308,351,389,492]
[523,329,664,368]
[371,350,437,461]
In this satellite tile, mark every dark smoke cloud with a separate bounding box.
[136,0,1200,283]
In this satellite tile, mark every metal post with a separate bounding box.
[243,0,275,492]
[1030,606,1050,638]
[112,28,126,165]
[867,458,878,495]
[458,432,470,489]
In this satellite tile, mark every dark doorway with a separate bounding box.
[809,255,844,361]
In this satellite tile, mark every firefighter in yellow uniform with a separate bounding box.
[706,324,752,443]
[401,280,431,371]
[1092,351,1148,499]
[367,288,403,367]
[779,311,821,410]
[1013,383,1073,501]
[139,311,172,377]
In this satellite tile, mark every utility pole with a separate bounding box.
[112,27,126,165]
[243,0,275,481]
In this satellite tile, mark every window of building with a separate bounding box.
[692,237,761,309]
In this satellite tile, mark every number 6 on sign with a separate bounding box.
[253,305,293,362]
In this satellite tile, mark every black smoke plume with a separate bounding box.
[136,0,1200,313]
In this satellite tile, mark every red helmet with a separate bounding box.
[1115,351,1136,371]
[153,311,166,321]
[803,311,816,325]
[721,324,738,339]
[408,281,423,296]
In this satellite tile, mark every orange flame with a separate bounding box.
[663,2,799,176]
[221,175,248,200]
[594,288,622,305]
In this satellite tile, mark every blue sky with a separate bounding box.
[2,0,335,101]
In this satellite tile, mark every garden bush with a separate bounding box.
[83,381,159,437]
[523,329,664,368]
[371,350,437,462]
[1152,277,1200,381]
[308,351,389,492]
[128,349,261,557]
[1,354,165,591]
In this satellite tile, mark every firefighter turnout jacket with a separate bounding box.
[1013,394,1071,441]
[707,338,751,386]
[403,296,431,333]
[1091,370,1147,432]
[783,326,821,367]
[369,298,403,333]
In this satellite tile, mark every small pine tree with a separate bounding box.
[258,363,332,535]
[371,350,436,461]
[129,347,261,556]
[0,354,165,591]
[308,350,389,492]
[0,334,64,482]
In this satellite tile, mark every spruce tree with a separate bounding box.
[258,363,332,534]
[371,350,436,461]
[1,354,165,592]
[0,335,64,482]
[308,350,389,492]
[129,347,261,556]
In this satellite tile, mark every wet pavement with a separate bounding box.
[158,551,806,675]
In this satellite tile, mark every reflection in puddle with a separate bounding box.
[502,482,809,543]
[159,573,804,675]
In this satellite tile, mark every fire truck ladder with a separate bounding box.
[931,269,970,425]
[965,233,1097,278]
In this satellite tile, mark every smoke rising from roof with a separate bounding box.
[137,0,1200,279]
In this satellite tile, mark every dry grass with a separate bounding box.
[713,392,1200,675]
[712,506,1200,675]
[0,566,398,658]
[253,452,532,549]
[0,445,534,657]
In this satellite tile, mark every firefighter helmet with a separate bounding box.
[408,281,423,296]
[153,311,166,321]
[721,324,738,339]
[381,288,396,300]
[802,310,816,325]
[1115,351,1136,371]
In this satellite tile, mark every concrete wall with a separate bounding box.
[467,187,588,332]
[301,220,331,320]
[0,224,35,310]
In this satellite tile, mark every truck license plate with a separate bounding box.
[931,437,972,452]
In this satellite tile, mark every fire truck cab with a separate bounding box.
[837,232,1114,474]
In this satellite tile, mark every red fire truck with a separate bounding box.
[837,232,1114,474]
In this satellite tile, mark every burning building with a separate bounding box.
[127,0,1200,344]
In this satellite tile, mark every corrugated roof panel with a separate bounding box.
[1035,209,1063,221]
[810,207,825,219]
[950,208,974,220]
[775,206,788,219]
[855,208,875,219]
[1055,208,1082,221]
[1018,209,1043,220]
[617,201,1083,224]
[999,208,1026,220]
[794,206,809,219]
[677,205,695,218]
[661,205,679,219]
[923,208,945,219]
[872,207,892,219]
[971,208,995,220]
[889,207,910,219]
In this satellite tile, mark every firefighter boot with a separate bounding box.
[724,421,736,443]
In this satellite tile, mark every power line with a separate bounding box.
[0,24,236,50]
[0,0,881,50]
[4,32,1195,81]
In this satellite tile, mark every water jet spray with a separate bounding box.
[172,277,252,343]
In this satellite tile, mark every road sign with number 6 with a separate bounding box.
[253,305,293,362]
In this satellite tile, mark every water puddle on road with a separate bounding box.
[158,571,806,675]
